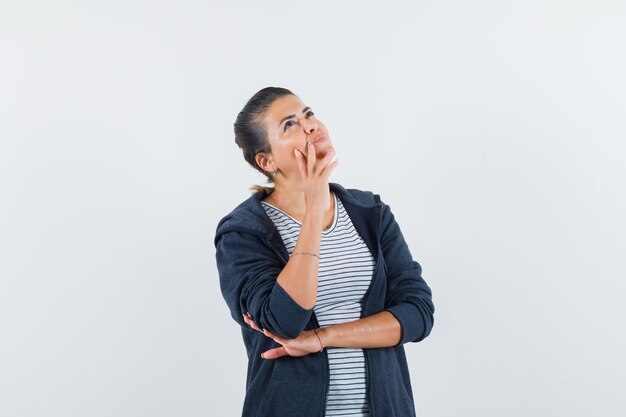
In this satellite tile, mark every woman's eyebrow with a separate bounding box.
[277,107,312,129]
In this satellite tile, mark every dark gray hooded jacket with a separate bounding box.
[214,183,435,417]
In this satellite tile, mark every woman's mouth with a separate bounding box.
[313,135,326,144]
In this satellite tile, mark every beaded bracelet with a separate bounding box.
[291,252,319,258]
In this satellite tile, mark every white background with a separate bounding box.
[2,1,625,416]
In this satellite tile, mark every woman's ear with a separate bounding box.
[254,153,273,173]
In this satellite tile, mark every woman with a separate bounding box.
[214,87,435,417]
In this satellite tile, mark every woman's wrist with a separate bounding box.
[312,328,324,351]
[302,210,325,230]
[316,326,331,349]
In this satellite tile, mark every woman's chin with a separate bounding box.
[315,142,334,157]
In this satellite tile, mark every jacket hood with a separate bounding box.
[214,182,382,244]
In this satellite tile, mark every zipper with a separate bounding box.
[361,263,377,417]
[312,313,329,417]
[360,244,382,417]
[364,349,375,417]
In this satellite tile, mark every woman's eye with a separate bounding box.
[284,120,295,131]
[306,110,315,117]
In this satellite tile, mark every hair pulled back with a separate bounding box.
[234,87,294,192]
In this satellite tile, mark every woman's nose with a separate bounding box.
[302,119,317,134]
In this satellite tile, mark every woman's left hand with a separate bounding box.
[243,313,324,359]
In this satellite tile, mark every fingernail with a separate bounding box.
[307,141,311,147]
[260,353,264,359]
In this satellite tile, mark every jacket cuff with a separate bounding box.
[268,282,313,339]
[385,304,425,345]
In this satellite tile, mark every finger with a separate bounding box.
[261,346,288,360]
[294,148,307,180]
[318,148,336,172]
[243,313,263,332]
[306,142,316,176]
[263,328,288,345]
[246,317,262,332]
[321,157,339,178]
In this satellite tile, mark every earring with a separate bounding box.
[271,170,278,177]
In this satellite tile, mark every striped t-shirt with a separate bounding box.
[261,192,375,417]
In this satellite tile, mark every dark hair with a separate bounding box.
[234,87,294,192]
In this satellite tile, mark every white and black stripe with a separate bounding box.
[261,193,374,417]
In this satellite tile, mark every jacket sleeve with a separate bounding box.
[380,202,435,345]
[215,230,313,339]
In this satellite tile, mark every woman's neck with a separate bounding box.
[265,185,307,218]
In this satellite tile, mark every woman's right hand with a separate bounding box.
[294,142,338,217]
[244,313,324,360]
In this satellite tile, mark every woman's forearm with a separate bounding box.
[251,311,402,360]
[317,311,402,349]
[275,212,324,310]
[272,144,337,311]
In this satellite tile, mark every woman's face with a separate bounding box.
[260,94,334,179]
